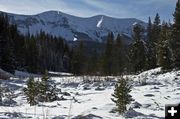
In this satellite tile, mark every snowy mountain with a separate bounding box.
[2,11,146,42]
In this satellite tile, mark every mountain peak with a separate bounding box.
[4,11,146,42]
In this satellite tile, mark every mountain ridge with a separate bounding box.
[1,10,147,42]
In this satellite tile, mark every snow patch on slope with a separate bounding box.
[96,16,103,28]
[73,37,78,41]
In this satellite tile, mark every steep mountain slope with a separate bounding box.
[4,11,146,42]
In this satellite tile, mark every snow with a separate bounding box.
[48,71,73,76]
[73,37,78,42]
[96,16,103,28]
[6,11,147,42]
[133,22,138,26]
[0,68,180,119]
[14,70,41,78]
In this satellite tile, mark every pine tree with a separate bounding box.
[146,17,156,70]
[147,13,161,69]
[171,0,180,69]
[24,72,58,105]
[157,22,171,70]
[147,17,153,42]
[114,34,125,75]
[71,41,86,75]
[87,49,99,75]
[38,71,49,102]
[24,77,38,106]
[111,77,132,115]
[129,23,146,73]
[0,14,15,74]
[102,32,115,75]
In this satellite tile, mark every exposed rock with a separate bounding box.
[131,101,142,108]
[95,86,105,91]
[72,114,103,119]
[52,116,65,119]
[125,109,145,118]
[4,112,22,118]
[61,92,71,96]
[144,94,155,97]
[142,104,152,108]
[83,84,91,90]
[1,98,17,107]
[92,107,98,110]
[59,96,68,101]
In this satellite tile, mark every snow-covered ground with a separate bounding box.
[0,68,180,119]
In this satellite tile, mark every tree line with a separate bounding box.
[71,1,180,75]
[0,14,71,74]
[0,0,180,75]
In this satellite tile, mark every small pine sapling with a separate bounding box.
[111,77,132,115]
[24,77,38,106]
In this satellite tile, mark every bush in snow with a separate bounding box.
[24,77,38,106]
[37,74,58,102]
[24,73,58,106]
[111,77,132,115]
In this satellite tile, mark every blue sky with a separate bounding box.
[0,0,177,22]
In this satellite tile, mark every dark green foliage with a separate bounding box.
[157,22,171,70]
[71,41,86,75]
[129,24,147,73]
[23,77,38,106]
[0,13,71,74]
[0,13,15,73]
[102,32,115,75]
[114,34,126,75]
[25,36,39,73]
[171,0,180,69]
[24,73,58,106]
[146,14,161,70]
[25,32,70,73]
[87,49,99,75]
[111,77,132,115]
[146,17,157,70]
[1,4,180,75]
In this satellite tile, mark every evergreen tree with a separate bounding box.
[147,17,153,42]
[111,77,132,115]
[129,23,146,73]
[25,36,39,73]
[87,49,99,75]
[146,17,156,69]
[102,32,115,75]
[24,77,38,106]
[38,71,49,102]
[171,0,180,69]
[114,34,125,75]
[24,72,58,105]
[147,13,161,69]
[71,41,86,75]
[157,22,171,70]
[0,14,15,73]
